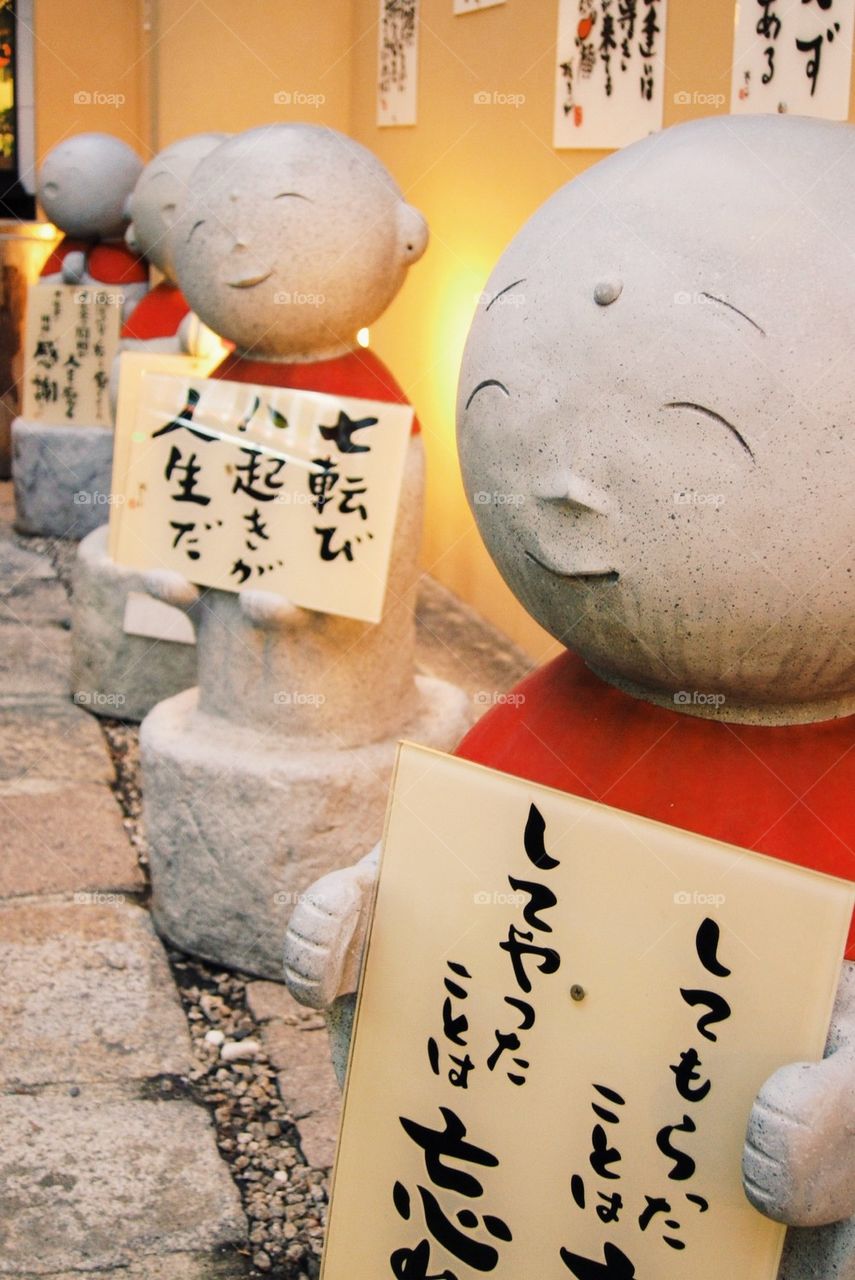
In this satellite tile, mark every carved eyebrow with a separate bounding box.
[274,191,312,201]
[486,278,526,312]
[700,292,766,336]
[664,401,755,462]
[465,379,510,410]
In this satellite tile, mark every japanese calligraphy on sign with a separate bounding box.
[731,0,855,119]
[554,0,669,149]
[323,743,854,1279]
[378,0,419,126]
[21,283,122,426]
[110,371,413,624]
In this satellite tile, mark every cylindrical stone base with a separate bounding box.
[12,418,114,539]
[140,677,472,978]
[71,525,197,723]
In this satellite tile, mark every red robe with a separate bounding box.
[456,650,855,958]
[40,235,149,286]
[120,280,190,340]
[210,347,420,433]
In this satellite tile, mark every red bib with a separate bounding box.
[120,281,191,340]
[40,235,148,285]
[211,348,420,434]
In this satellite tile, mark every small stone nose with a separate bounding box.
[540,474,611,517]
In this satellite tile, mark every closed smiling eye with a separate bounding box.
[664,401,755,462]
[274,191,311,201]
[465,379,510,411]
[187,218,206,241]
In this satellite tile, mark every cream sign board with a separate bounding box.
[731,0,855,119]
[323,743,853,1279]
[554,0,668,150]
[110,372,412,624]
[22,283,122,426]
[378,0,419,126]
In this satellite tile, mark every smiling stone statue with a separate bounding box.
[139,123,470,979]
[120,131,228,356]
[284,114,855,1279]
[173,122,428,368]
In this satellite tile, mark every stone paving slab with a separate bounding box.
[0,1087,246,1274]
[0,487,250,1274]
[0,697,114,787]
[0,536,70,628]
[14,1257,247,1280]
[0,782,143,898]
[0,898,193,1088]
[0,539,55,585]
[247,980,341,1170]
[0,578,70,628]
[14,1257,248,1280]
[0,623,70,699]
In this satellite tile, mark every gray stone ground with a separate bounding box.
[0,477,531,1277]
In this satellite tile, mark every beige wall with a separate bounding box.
[29,0,855,656]
[33,1,353,164]
[153,0,353,146]
[33,0,148,162]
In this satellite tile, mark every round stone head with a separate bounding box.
[126,132,229,280]
[172,123,428,360]
[38,133,142,240]
[457,115,855,723]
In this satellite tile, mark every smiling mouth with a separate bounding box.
[525,550,619,584]
[225,270,273,289]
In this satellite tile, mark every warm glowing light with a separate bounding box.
[36,221,58,239]
[356,327,370,347]
[194,320,230,366]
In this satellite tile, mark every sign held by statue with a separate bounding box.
[21,282,122,427]
[110,372,413,623]
[322,743,853,1279]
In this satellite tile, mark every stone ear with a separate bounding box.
[396,202,428,266]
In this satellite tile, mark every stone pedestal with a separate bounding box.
[12,418,113,538]
[142,674,470,977]
[141,438,473,977]
[71,525,197,722]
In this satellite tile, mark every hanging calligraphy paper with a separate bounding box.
[554,0,669,150]
[378,0,420,126]
[731,0,855,120]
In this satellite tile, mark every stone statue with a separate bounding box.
[13,133,147,537]
[119,131,228,358]
[38,132,148,319]
[283,115,855,1278]
[74,134,230,724]
[139,123,471,979]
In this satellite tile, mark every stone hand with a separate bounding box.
[177,311,201,356]
[283,846,380,1011]
[142,568,201,612]
[60,251,86,285]
[743,963,855,1227]
[239,589,310,631]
